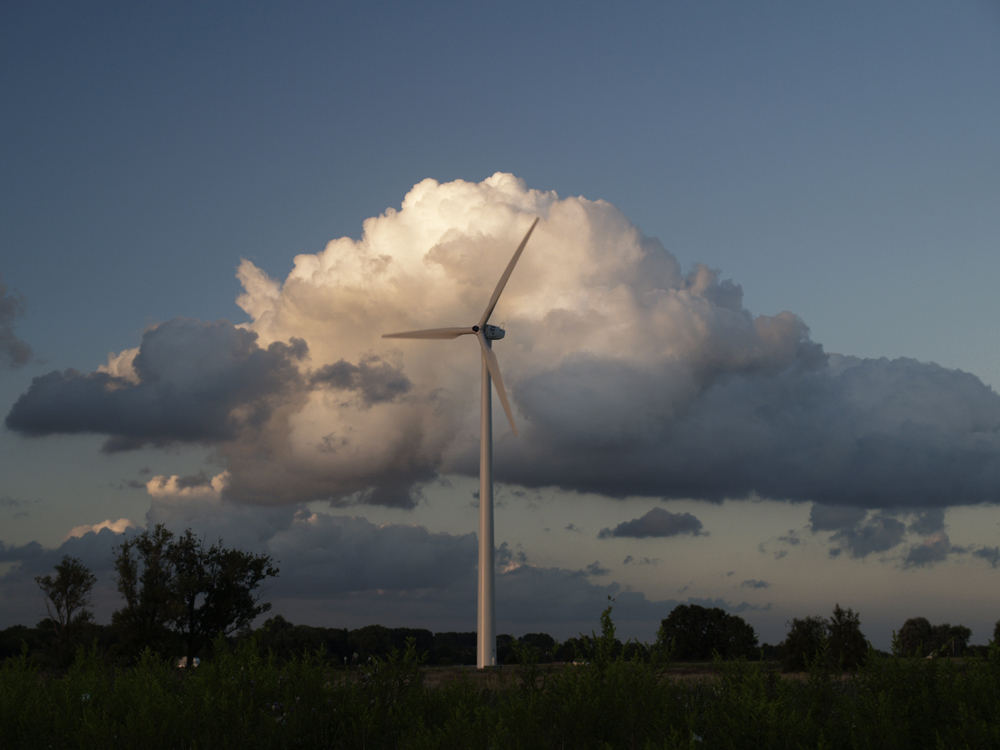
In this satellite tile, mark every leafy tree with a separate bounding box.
[519,632,557,662]
[113,524,278,664]
[931,624,971,657]
[35,556,97,638]
[554,635,593,663]
[895,617,971,657]
[895,617,933,657]
[827,604,868,669]
[655,604,758,661]
[113,523,177,654]
[782,616,828,671]
[783,606,870,671]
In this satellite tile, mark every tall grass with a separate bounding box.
[4,635,1000,748]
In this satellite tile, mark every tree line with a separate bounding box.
[7,528,997,670]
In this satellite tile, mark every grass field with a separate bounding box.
[4,635,1000,749]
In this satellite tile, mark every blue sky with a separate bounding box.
[2,1,999,648]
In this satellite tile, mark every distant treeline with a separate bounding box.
[2,606,991,674]
[0,615,648,668]
[14,532,996,673]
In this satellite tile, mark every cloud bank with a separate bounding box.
[7,174,1000,512]
[0,495,741,640]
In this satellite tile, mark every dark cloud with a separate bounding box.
[810,505,867,532]
[623,555,660,566]
[311,355,411,405]
[0,281,32,367]
[903,533,955,568]
[5,319,307,450]
[501,355,1000,511]
[598,508,705,539]
[741,579,770,589]
[495,542,527,570]
[0,539,44,563]
[829,514,906,558]
[972,546,1000,568]
[266,514,476,596]
[909,509,946,535]
[777,530,801,546]
[585,561,610,576]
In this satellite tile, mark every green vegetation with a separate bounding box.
[4,620,1000,748]
[7,541,1000,746]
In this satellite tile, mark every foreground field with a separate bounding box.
[3,640,1000,749]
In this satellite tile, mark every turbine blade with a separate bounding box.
[478,217,539,328]
[382,327,474,339]
[478,331,517,435]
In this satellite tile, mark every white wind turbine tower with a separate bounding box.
[383,216,539,669]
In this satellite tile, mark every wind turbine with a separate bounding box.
[383,216,539,668]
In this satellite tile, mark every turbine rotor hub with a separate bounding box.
[483,324,505,340]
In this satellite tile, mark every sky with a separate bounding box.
[2,1,999,650]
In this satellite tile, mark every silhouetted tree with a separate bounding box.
[895,617,933,657]
[931,624,971,657]
[895,617,970,657]
[113,524,278,664]
[35,555,97,638]
[519,632,557,662]
[655,604,758,661]
[828,604,868,669]
[782,616,828,671]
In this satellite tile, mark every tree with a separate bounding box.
[519,632,557,662]
[895,617,971,658]
[895,617,933,657]
[828,604,868,669]
[113,524,278,664]
[655,604,758,661]
[782,616,828,672]
[35,556,97,639]
[784,605,869,671]
[113,524,177,654]
[931,624,970,657]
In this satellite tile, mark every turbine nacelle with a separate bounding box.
[480,324,505,341]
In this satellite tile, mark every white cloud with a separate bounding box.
[9,173,1000,513]
[146,471,230,499]
[65,517,136,541]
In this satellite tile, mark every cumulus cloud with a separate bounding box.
[311,356,411,406]
[741,579,770,589]
[0,280,32,367]
[6,319,306,451]
[598,507,705,539]
[8,174,1000,512]
[0,501,720,640]
[145,472,230,499]
[65,518,136,540]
